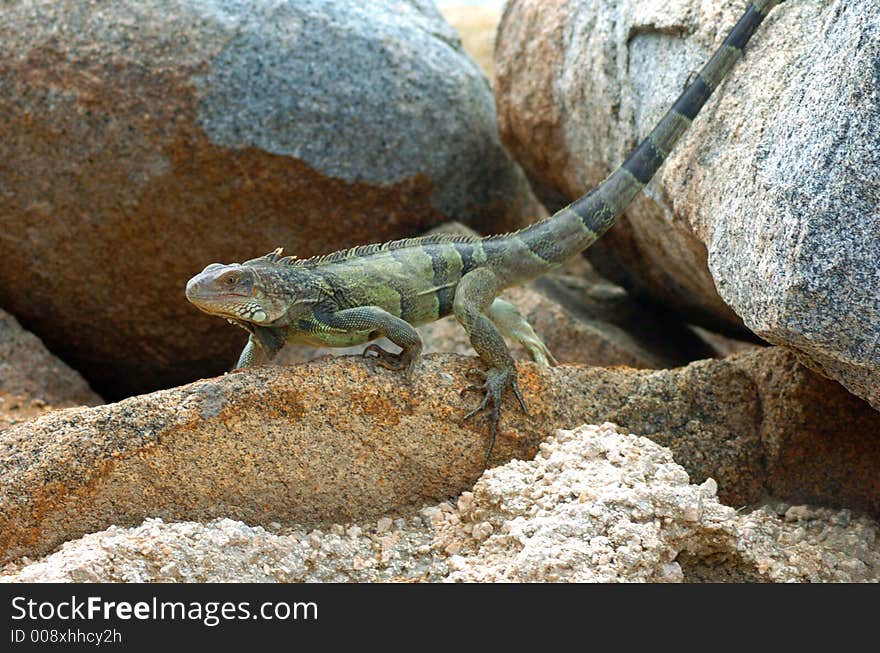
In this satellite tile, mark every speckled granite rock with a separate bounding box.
[3,425,877,583]
[2,347,879,565]
[0,0,540,399]
[0,309,102,430]
[496,0,880,408]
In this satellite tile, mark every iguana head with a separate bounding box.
[185,261,290,326]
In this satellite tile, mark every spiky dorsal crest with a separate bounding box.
[243,247,299,267]
[245,232,487,269]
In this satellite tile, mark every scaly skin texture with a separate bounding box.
[186,0,784,464]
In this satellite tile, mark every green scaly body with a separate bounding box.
[186,0,784,463]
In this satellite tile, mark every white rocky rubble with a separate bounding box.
[4,424,877,583]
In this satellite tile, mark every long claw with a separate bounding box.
[460,365,526,466]
[362,344,416,377]
[511,377,529,415]
[459,382,485,398]
[484,403,500,467]
[462,390,490,420]
[362,344,379,358]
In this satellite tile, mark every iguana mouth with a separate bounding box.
[226,318,256,334]
[215,291,252,298]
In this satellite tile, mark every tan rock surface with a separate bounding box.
[0,309,102,429]
[4,425,877,583]
[2,347,879,565]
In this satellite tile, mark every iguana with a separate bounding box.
[186,0,783,462]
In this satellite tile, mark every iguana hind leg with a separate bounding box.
[453,269,528,465]
[487,298,558,367]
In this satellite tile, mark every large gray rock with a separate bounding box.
[495,0,880,408]
[0,0,540,398]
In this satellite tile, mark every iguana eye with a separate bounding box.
[224,273,239,286]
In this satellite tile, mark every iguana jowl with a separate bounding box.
[186,0,783,462]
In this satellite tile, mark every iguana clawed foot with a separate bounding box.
[362,343,417,377]
[460,365,528,465]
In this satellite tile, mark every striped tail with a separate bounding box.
[508,0,783,278]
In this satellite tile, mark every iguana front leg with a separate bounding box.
[235,325,286,369]
[236,335,268,368]
[325,306,423,375]
[454,269,528,464]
